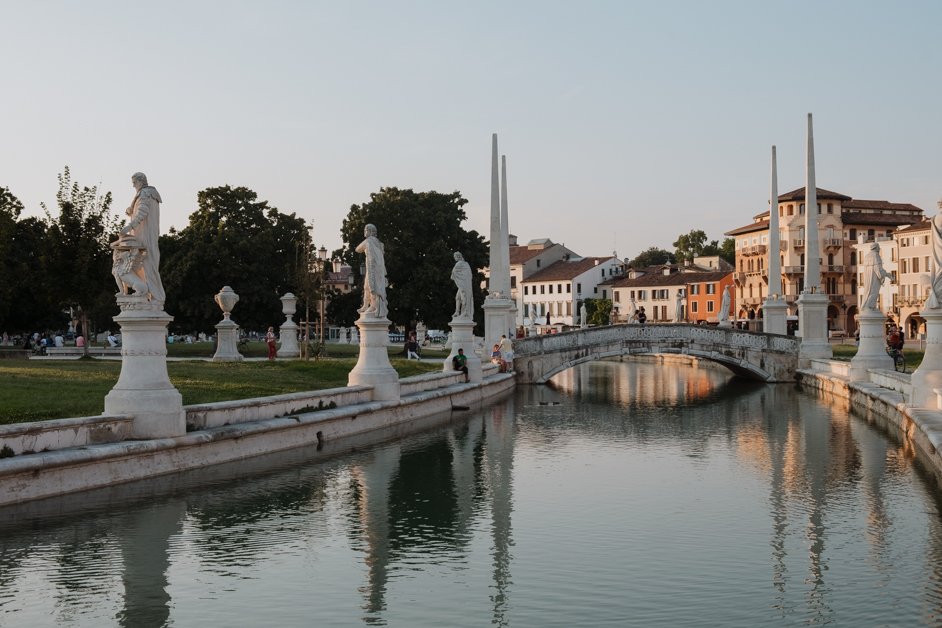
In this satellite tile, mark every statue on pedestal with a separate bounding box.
[356,224,388,319]
[861,242,892,311]
[111,172,165,306]
[451,252,474,319]
[719,286,731,323]
[929,214,942,309]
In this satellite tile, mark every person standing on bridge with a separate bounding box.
[637,306,647,324]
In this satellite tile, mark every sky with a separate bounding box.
[2,1,940,260]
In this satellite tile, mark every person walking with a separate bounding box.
[265,326,277,360]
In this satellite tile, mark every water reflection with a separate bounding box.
[2,361,942,626]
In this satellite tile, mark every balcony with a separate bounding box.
[733,272,746,283]
[824,265,844,273]
[823,238,842,249]
[742,244,768,256]
[828,294,845,303]
[741,297,762,306]
[783,265,804,275]
[793,239,805,249]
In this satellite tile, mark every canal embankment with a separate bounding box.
[0,364,514,507]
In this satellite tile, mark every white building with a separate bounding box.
[521,256,624,327]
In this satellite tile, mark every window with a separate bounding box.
[707,301,715,313]
[827,203,833,214]
[913,257,920,273]
[511,276,516,288]
[602,289,607,299]
[867,229,875,241]
[901,259,908,273]
[549,285,553,294]
[690,284,700,295]
[799,203,805,215]
[536,259,541,268]
[849,228,857,241]
[850,251,856,266]
[706,283,716,294]
[788,204,794,216]
[566,284,571,293]
[615,291,621,302]
[540,285,545,294]
[577,283,582,293]
[692,301,698,313]
[557,283,562,293]
[524,286,528,295]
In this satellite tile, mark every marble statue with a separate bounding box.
[451,252,474,319]
[356,223,388,319]
[718,286,731,322]
[861,242,892,311]
[625,297,637,323]
[111,172,165,304]
[674,291,683,322]
[930,213,942,309]
[580,303,588,328]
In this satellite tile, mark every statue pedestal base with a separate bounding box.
[849,310,892,381]
[277,320,299,358]
[798,291,833,365]
[348,315,400,401]
[444,316,482,383]
[483,296,513,348]
[104,299,184,439]
[911,310,942,407]
[718,320,732,328]
[763,297,788,335]
[213,318,243,362]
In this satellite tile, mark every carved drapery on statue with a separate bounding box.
[929,214,942,309]
[112,172,165,308]
[861,242,892,311]
[719,286,731,322]
[451,252,474,319]
[356,224,388,320]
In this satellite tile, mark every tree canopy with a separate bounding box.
[160,185,308,334]
[628,247,675,269]
[334,187,488,330]
[673,229,735,264]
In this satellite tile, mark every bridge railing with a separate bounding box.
[515,323,799,356]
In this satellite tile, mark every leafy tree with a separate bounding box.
[42,167,119,343]
[582,298,613,326]
[0,186,24,330]
[628,247,675,269]
[673,229,709,263]
[160,186,308,334]
[336,187,488,330]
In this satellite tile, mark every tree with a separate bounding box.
[336,187,488,330]
[0,186,24,330]
[628,247,675,269]
[42,167,119,344]
[673,229,708,264]
[160,186,308,334]
[583,298,613,326]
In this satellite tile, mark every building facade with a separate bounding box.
[725,187,923,334]
[521,256,624,327]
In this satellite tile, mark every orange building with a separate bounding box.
[686,270,736,324]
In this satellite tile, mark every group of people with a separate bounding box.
[490,334,514,373]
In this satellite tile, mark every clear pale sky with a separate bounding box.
[2,1,939,259]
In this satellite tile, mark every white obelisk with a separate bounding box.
[500,155,517,335]
[764,145,787,335]
[483,133,514,347]
[797,113,832,363]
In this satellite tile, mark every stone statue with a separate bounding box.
[625,297,637,323]
[112,172,165,304]
[861,242,892,311]
[580,303,588,328]
[929,213,942,309]
[356,223,388,319]
[719,286,731,322]
[674,291,684,322]
[451,252,474,319]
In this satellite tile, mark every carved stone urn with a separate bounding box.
[215,286,239,320]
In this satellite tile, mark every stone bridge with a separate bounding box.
[513,324,801,383]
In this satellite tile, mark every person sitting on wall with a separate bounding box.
[452,348,469,382]
[491,343,506,372]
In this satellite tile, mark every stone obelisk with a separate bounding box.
[483,133,514,347]
[500,155,517,335]
[764,145,787,335]
[797,113,833,363]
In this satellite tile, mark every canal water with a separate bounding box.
[3,359,942,627]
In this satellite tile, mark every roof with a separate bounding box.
[841,211,921,227]
[523,257,614,282]
[777,187,852,202]
[842,199,922,212]
[894,218,931,234]
[509,245,545,265]
[612,269,731,289]
[725,221,768,236]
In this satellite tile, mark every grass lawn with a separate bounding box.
[0,352,444,425]
[830,342,924,370]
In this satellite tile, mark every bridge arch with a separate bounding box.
[514,324,800,384]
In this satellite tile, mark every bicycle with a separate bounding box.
[886,346,906,372]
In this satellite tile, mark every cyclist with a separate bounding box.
[886,325,905,369]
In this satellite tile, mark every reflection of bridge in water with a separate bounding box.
[514,324,801,383]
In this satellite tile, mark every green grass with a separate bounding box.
[830,342,924,369]
[0,356,441,425]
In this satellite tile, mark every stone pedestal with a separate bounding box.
[763,297,788,336]
[910,309,942,407]
[277,292,299,358]
[212,286,243,362]
[798,291,832,365]
[444,317,482,383]
[718,319,732,328]
[483,296,514,349]
[213,318,243,362]
[104,298,184,439]
[348,315,400,401]
[849,309,892,381]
